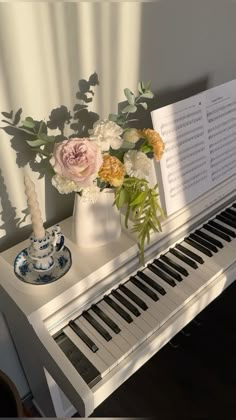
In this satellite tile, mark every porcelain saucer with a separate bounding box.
[14,246,72,285]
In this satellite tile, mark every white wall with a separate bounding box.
[0,0,236,398]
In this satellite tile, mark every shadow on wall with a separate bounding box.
[123,76,209,129]
[0,74,100,250]
[0,170,31,252]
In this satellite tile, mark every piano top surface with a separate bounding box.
[0,217,139,321]
[0,175,235,322]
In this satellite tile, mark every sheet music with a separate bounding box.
[151,79,236,215]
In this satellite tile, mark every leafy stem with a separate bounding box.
[114,177,164,265]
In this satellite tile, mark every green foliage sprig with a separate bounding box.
[114,177,164,265]
[109,80,154,128]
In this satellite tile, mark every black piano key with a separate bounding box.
[91,304,121,334]
[152,259,183,282]
[208,220,236,238]
[82,312,112,342]
[189,233,217,253]
[185,237,213,257]
[222,210,236,222]
[160,254,189,277]
[68,320,98,353]
[203,223,231,242]
[176,243,204,264]
[147,263,176,287]
[225,208,236,218]
[104,295,133,323]
[111,289,141,317]
[216,214,236,229]
[194,229,223,249]
[232,203,236,209]
[136,270,166,295]
[54,332,101,388]
[119,284,148,311]
[130,276,159,301]
[169,248,198,269]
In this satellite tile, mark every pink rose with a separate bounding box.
[50,138,103,188]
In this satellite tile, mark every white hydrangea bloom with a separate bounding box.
[89,119,123,151]
[123,128,140,144]
[81,185,100,203]
[124,150,151,179]
[51,174,82,194]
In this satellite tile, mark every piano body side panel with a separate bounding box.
[0,283,94,417]
[0,285,56,417]
[43,369,77,418]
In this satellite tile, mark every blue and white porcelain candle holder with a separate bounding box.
[14,225,72,285]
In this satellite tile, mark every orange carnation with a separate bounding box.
[139,128,165,161]
[98,154,125,187]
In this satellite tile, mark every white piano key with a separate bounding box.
[125,281,173,326]
[77,319,116,369]
[144,267,188,304]
[155,254,205,294]
[80,314,124,360]
[150,262,196,295]
[143,266,199,311]
[88,310,131,356]
[181,237,235,274]
[116,287,159,331]
[111,290,158,335]
[135,271,178,307]
[134,272,179,313]
[98,301,140,349]
[165,251,211,286]
[63,326,109,377]
[199,227,236,258]
[209,219,236,252]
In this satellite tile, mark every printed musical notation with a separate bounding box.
[151,79,236,215]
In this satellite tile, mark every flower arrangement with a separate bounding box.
[1,73,164,263]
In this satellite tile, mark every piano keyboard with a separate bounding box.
[53,202,236,389]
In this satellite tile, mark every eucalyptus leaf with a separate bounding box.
[124,88,135,105]
[39,133,55,143]
[108,113,118,122]
[138,81,143,94]
[121,104,137,114]
[141,92,154,99]
[139,102,148,110]
[22,119,35,128]
[26,139,46,147]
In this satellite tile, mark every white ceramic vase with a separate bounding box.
[72,189,121,248]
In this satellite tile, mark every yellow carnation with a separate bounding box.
[139,128,165,161]
[98,154,125,187]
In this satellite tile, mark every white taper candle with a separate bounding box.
[24,175,45,239]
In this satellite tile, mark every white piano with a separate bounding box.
[0,175,236,417]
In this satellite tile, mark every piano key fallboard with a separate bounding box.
[0,176,236,417]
